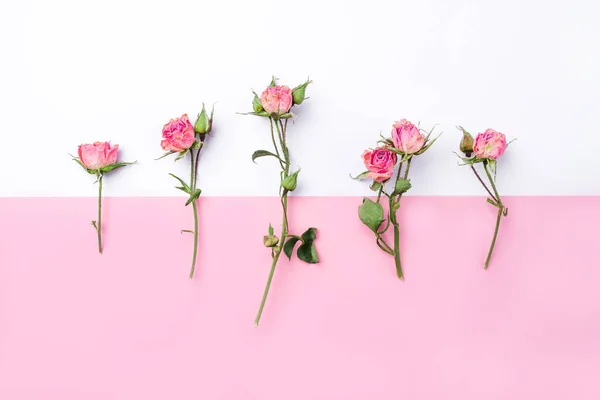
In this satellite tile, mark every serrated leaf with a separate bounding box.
[350,171,369,180]
[392,178,411,196]
[358,198,384,233]
[283,237,300,260]
[252,150,284,164]
[297,227,318,264]
[185,188,202,206]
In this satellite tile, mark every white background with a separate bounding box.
[0,0,598,197]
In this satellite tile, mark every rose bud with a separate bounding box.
[194,104,212,135]
[260,85,293,115]
[252,91,264,113]
[282,169,301,191]
[292,79,311,105]
[391,119,425,154]
[263,235,279,248]
[161,114,196,152]
[459,128,474,157]
[362,147,397,182]
[78,142,119,170]
[473,128,507,160]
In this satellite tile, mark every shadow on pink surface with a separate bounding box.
[0,196,599,399]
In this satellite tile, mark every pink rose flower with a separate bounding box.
[362,147,397,182]
[391,119,425,154]
[260,86,293,114]
[161,114,196,152]
[473,128,507,160]
[78,142,119,170]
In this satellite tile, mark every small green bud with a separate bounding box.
[458,126,474,157]
[263,235,279,248]
[282,169,301,191]
[194,103,212,135]
[252,91,264,113]
[292,79,311,105]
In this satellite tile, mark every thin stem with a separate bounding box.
[483,162,503,269]
[389,157,412,279]
[255,117,291,326]
[193,147,202,190]
[269,119,285,169]
[188,149,199,279]
[97,174,103,254]
[189,200,199,278]
[471,165,497,202]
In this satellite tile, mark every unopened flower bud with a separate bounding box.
[459,127,474,157]
[282,169,300,191]
[252,92,264,113]
[194,104,212,135]
[292,79,311,105]
[263,235,279,248]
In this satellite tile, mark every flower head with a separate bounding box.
[161,114,196,152]
[362,147,397,182]
[391,119,425,154]
[78,142,119,170]
[473,129,507,160]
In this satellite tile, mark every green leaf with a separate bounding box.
[297,227,318,264]
[155,151,175,160]
[70,155,95,174]
[487,197,499,207]
[453,152,482,166]
[174,149,189,162]
[487,159,497,180]
[415,133,441,155]
[350,171,369,180]
[392,178,411,196]
[268,223,274,236]
[358,198,384,233]
[252,150,284,164]
[169,173,190,193]
[185,188,202,206]
[283,237,300,260]
[100,161,136,174]
[269,76,277,87]
[369,181,382,192]
[282,169,300,191]
[237,111,271,117]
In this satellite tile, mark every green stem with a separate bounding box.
[471,165,497,203]
[269,118,285,170]
[189,148,199,279]
[97,174,103,254]
[255,118,291,326]
[483,162,503,269]
[189,199,199,278]
[390,157,412,279]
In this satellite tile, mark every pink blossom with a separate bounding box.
[78,142,119,170]
[391,119,425,154]
[260,86,293,114]
[362,147,397,182]
[473,129,507,160]
[161,114,196,152]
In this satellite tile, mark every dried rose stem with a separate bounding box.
[96,174,103,254]
[483,162,503,269]
[188,149,200,279]
[254,117,290,327]
[390,157,412,280]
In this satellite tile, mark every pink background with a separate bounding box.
[1,197,599,399]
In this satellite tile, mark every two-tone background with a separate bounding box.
[1,0,599,398]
